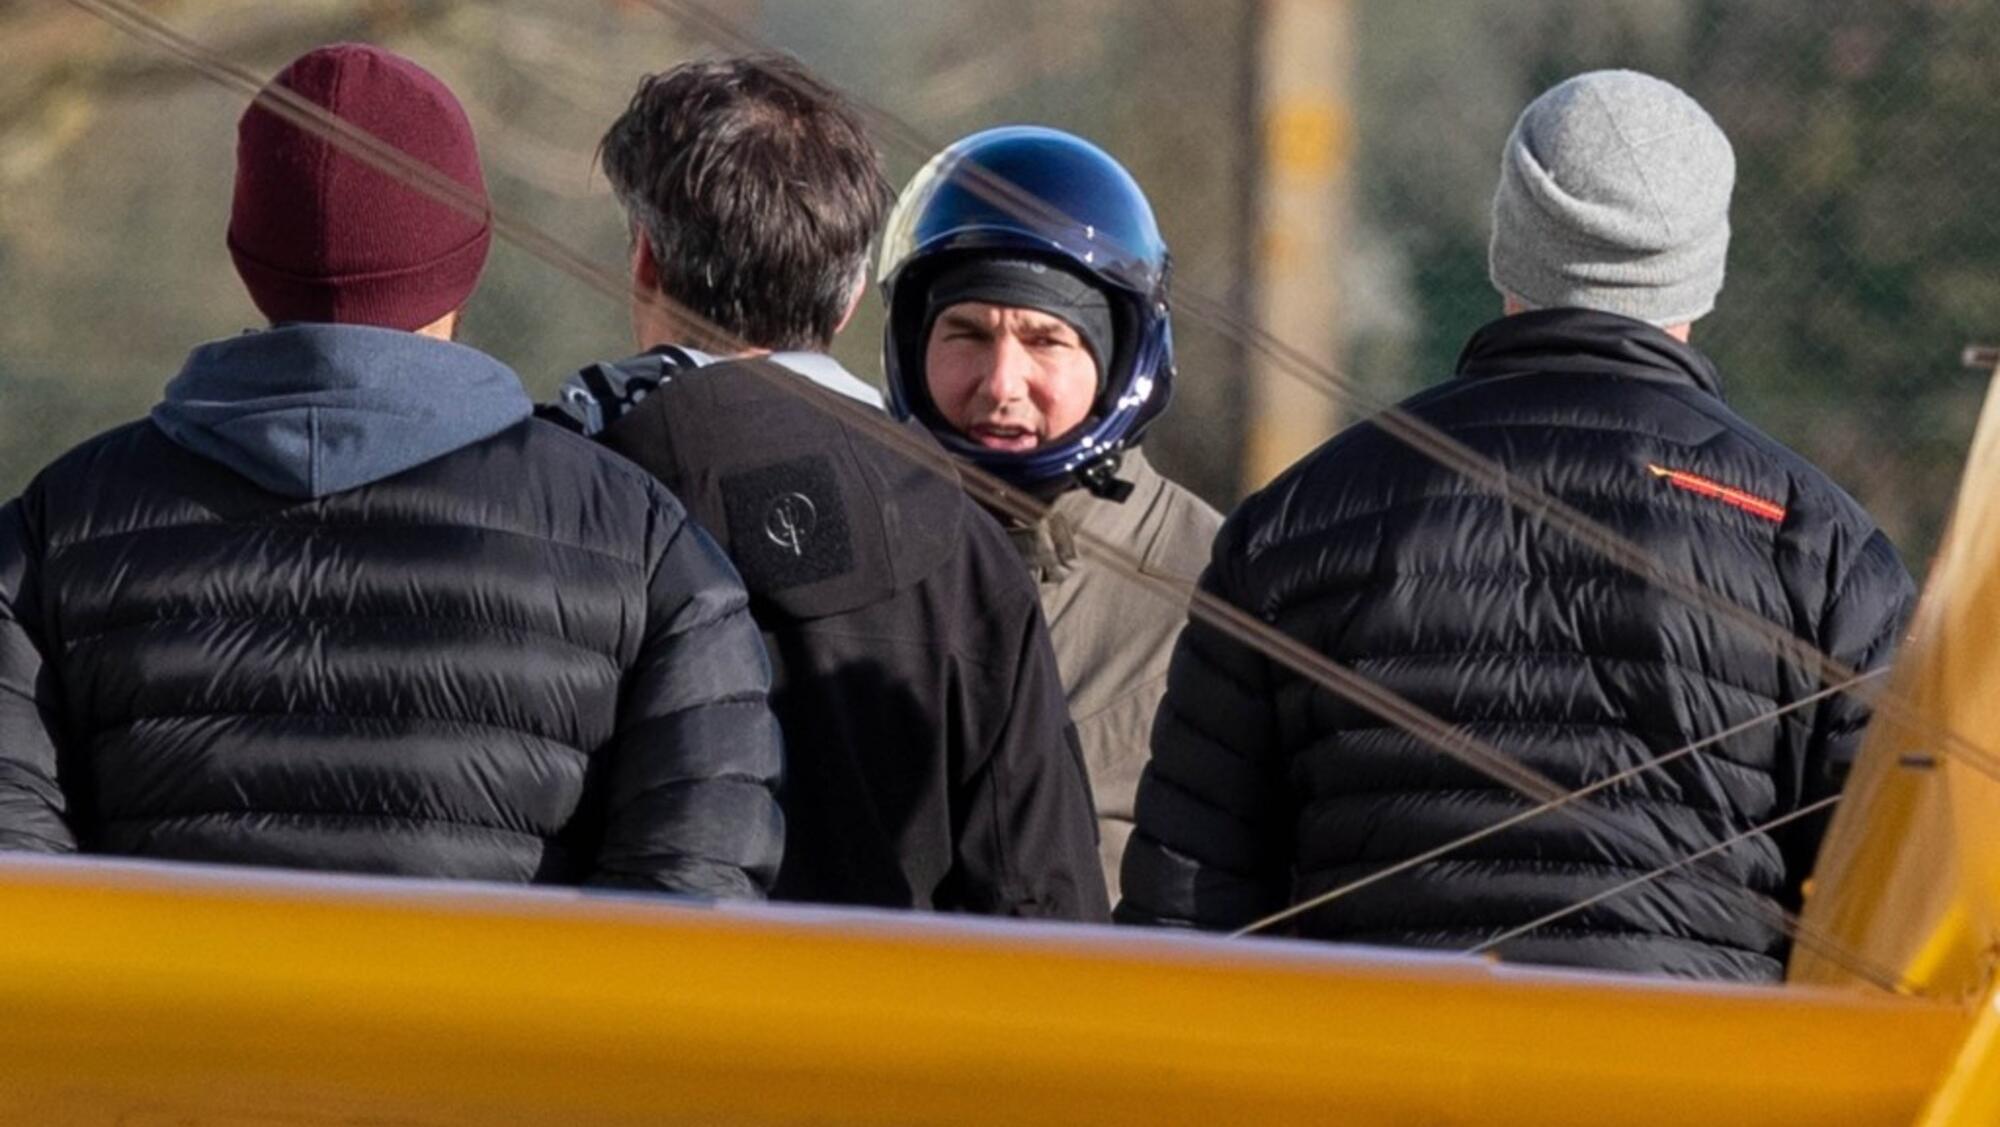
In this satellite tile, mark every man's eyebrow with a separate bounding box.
[937,309,989,331]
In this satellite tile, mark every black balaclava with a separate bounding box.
[922,256,1116,391]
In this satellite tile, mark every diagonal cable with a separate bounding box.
[613,0,1977,991]
[632,0,2000,790]
[1464,792,1847,962]
[1228,666,1912,992]
[61,0,1913,994]
[61,0,1621,863]
[1231,668,1884,938]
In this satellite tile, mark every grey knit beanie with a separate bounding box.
[1489,70,1735,327]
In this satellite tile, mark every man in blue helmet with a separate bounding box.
[880,127,1223,903]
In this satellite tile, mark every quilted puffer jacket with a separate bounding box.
[1118,309,1915,980]
[0,324,783,896]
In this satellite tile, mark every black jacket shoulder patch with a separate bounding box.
[721,454,855,592]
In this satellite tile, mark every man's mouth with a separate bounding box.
[968,422,1040,452]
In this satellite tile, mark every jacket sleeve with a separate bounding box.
[1115,520,1290,930]
[0,496,77,853]
[947,595,1110,922]
[1779,528,1917,886]
[586,503,785,899]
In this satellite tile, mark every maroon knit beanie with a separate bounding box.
[228,44,492,331]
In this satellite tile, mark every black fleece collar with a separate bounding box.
[1454,308,1726,399]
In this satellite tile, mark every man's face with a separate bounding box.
[923,301,1099,453]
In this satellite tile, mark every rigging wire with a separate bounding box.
[58,0,1918,993]
[59,0,1626,866]
[1231,668,1884,939]
[1465,793,1847,960]
[608,0,1955,990]
[631,0,1997,791]
[1229,666,1912,992]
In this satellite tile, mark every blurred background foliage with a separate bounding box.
[3,0,1996,570]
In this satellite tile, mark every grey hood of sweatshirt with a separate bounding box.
[151,323,533,499]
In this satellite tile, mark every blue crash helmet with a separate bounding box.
[878,125,1175,497]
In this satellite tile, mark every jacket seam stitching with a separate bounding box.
[1334,648,1781,708]
[1332,924,1777,950]
[1309,855,1772,881]
[617,695,771,729]
[1133,822,1269,881]
[606,771,773,812]
[1146,767,1276,844]
[1308,725,1775,775]
[47,520,649,571]
[1162,707,1269,772]
[1252,491,1816,564]
[64,612,624,665]
[1821,530,1894,641]
[101,708,590,751]
[1298,784,1767,817]
[100,807,558,841]
[1305,723,1783,776]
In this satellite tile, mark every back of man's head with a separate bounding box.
[1489,69,1734,328]
[599,56,890,354]
[229,44,492,331]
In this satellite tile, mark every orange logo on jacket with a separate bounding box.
[1647,464,1787,523]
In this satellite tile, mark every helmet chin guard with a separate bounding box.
[880,126,1175,497]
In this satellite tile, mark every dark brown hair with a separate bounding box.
[599,55,891,352]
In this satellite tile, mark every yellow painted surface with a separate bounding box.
[1919,980,2000,1126]
[1792,366,2000,1000]
[0,856,1969,1127]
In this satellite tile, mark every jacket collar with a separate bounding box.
[759,351,887,410]
[548,346,883,437]
[1455,308,1725,399]
[1012,449,1166,584]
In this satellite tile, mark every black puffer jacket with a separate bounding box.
[563,351,1108,919]
[0,325,784,896]
[1118,310,1915,980]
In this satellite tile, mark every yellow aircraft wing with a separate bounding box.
[1790,359,2000,1001]
[0,855,1972,1127]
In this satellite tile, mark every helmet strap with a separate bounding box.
[1074,452,1135,503]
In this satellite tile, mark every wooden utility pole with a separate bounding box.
[1240,0,1352,491]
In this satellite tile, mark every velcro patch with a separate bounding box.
[720,455,855,592]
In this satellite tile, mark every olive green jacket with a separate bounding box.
[1010,450,1223,903]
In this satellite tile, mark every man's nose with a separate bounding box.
[977,337,1032,404]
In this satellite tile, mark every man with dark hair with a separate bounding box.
[548,57,1108,919]
[1118,71,1915,981]
[0,44,785,898]
[556,55,885,421]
